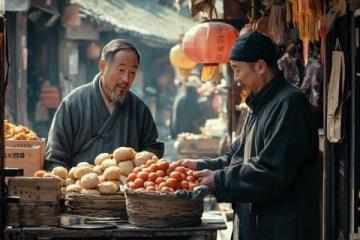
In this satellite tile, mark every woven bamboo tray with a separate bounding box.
[125,188,204,228]
[65,192,127,219]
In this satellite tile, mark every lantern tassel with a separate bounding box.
[201,64,221,84]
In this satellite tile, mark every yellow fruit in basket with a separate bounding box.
[65,178,75,187]
[103,166,122,180]
[68,167,77,179]
[134,151,155,167]
[43,173,56,178]
[94,153,112,166]
[80,188,100,195]
[113,147,136,162]
[66,184,81,193]
[12,132,27,140]
[51,166,68,180]
[80,173,99,189]
[74,166,93,179]
[98,175,106,182]
[77,162,92,167]
[109,180,121,188]
[93,166,103,175]
[118,160,134,176]
[98,182,118,194]
[100,159,117,170]
[33,170,47,177]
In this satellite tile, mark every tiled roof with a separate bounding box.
[71,0,196,46]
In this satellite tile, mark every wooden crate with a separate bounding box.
[6,177,62,227]
[5,138,46,176]
[7,177,61,203]
[174,138,220,155]
[6,202,60,227]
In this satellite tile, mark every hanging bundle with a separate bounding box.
[268,4,286,45]
[287,0,324,64]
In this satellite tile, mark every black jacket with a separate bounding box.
[198,73,320,240]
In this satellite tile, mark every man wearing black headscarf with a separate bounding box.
[180,32,320,240]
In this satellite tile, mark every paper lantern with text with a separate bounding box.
[169,44,197,79]
[182,22,238,82]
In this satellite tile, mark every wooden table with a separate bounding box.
[5,211,227,240]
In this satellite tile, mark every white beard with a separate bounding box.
[110,91,127,105]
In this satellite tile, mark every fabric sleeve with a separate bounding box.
[44,99,75,170]
[213,94,313,202]
[139,106,164,158]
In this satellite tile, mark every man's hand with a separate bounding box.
[178,158,198,170]
[194,169,215,191]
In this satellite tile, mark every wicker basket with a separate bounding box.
[65,192,127,219]
[125,188,204,228]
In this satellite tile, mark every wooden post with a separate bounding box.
[0,14,7,239]
[14,12,28,125]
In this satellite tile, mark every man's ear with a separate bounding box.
[98,59,105,73]
[255,60,267,75]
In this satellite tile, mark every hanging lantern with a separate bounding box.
[169,44,197,78]
[86,42,101,60]
[182,21,238,83]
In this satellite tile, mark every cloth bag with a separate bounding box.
[326,39,345,143]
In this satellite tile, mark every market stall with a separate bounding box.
[3,146,226,240]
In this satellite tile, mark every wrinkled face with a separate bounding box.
[99,49,139,103]
[230,60,266,94]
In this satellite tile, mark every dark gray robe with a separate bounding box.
[197,73,320,240]
[45,74,164,169]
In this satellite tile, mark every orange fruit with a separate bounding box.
[180,180,189,190]
[133,167,142,174]
[158,182,167,189]
[170,171,182,181]
[150,164,159,172]
[146,159,157,167]
[175,166,186,174]
[127,173,137,182]
[133,178,144,189]
[148,172,157,181]
[146,186,156,192]
[155,177,164,184]
[156,170,166,178]
[166,178,177,189]
[169,162,180,171]
[187,176,195,182]
[137,171,149,181]
[157,160,169,170]
[144,181,155,188]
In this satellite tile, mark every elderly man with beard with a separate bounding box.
[45,39,164,169]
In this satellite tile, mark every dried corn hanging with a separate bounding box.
[286,0,324,64]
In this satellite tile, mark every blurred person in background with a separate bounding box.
[170,75,203,139]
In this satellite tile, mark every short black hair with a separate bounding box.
[101,39,141,64]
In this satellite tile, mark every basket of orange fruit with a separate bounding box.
[124,158,205,228]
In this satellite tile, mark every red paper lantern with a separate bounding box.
[182,21,239,64]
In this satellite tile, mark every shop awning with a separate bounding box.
[70,0,195,46]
